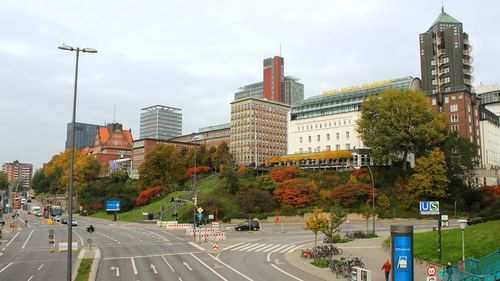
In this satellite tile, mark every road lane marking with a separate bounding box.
[0,262,13,274]
[161,255,175,272]
[73,229,84,246]
[247,244,270,252]
[27,275,34,281]
[234,243,257,251]
[22,230,35,249]
[178,277,183,281]
[37,264,44,271]
[207,254,253,281]
[151,264,158,274]
[189,242,205,251]
[5,232,20,248]
[189,253,227,281]
[143,230,169,241]
[271,264,304,281]
[183,261,193,271]
[103,251,202,260]
[130,257,138,275]
[287,244,306,253]
[223,242,245,251]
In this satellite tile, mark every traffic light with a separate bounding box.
[86,224,95,233]
[171,197,175,204]
[173,212,178,218]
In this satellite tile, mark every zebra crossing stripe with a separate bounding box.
[272,244,290,253]
[243,244,266,251]
[247,244,271,252]
[232,243,255,251]
[279,245,297,253]
[254,244,276,252]
[263,244,282,252]
[235,243,258,251]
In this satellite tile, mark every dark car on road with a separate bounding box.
[235,220,260,231]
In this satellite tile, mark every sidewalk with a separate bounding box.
[284,232,430,281]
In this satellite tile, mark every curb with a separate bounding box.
[88,247,101,281]
[72,247,101,281]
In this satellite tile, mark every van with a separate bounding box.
[31,206,41,216]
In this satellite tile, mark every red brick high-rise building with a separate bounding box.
[2,160,33,191]
[263,56,284,102]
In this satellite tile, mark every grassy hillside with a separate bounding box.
[91,190,189,222]
[413,220,500,264]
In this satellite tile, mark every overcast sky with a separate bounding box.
[1,0,499,170]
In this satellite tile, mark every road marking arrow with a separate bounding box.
[183,261,193,271]
[151,264,158,274]
[274,258,285,265]
[110,266,120,277]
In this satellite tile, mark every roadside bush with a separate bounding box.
[136,186,164,206]
[270,166,301,182]
[274,178,317,208]
[236,188,277,213]
[330,183,373,207]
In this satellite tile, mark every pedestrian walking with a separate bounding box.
[446,262,453,281]
[381,259,391,281]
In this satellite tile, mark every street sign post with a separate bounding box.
[419,201,439,215]
[105,200,120,211]
[197,207,203,213]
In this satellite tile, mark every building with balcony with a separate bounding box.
[420,8,481,153]
[169,123,231,149]
[2,160,33,191]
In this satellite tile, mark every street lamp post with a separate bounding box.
[58,43,97,281]
[366,158,376,234]
[192,136,200,243]
[458,219,467,263]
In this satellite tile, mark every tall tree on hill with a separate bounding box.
[441,131,479,183]
[408,148,450,200]
[211,142,234,172]
[357,89,448,170]
[138,144,184,190]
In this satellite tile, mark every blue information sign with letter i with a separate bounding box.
[106,200,120,211]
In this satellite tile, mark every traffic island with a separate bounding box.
[74,247,101,281]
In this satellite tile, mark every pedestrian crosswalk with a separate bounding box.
[227,242,300,253]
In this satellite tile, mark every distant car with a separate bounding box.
[34,210,42,217]
[54,215,63,222]
[21,198,26,204]
[61,217,68,224]
[71,219,78,226]
[235,220,260,231]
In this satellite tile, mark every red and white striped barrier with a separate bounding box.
[185,227,219,236]
[198,232,226,242]
[165,223,193,230]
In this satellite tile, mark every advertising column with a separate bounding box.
[391,225,414,281]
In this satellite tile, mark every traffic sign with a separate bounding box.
[197,213,203,220]
[106,200,120,211]
[197,207,203,213]
[212,242,219,250]
[419,201,440,215]
[427,277,437,281]
[427,264,437,276]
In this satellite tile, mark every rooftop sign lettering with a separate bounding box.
[322,80,392,96]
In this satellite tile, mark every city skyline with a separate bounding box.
[1,0,499,169]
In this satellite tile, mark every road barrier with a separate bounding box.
[198,232,226,242]
[165,223,193,230]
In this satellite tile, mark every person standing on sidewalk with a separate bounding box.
[381,259,392,281]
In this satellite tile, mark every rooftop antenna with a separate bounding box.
[442,0,444,12]
[279,43,282,57]
[113,105,116,123]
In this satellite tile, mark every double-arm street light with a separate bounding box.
[58,43,97,281]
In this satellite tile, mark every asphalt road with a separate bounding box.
[1,207,452,281]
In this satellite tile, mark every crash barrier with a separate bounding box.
[185,227,220,236]
[198,232,226,242]
[441,250,500,281]
[165,223,193,230]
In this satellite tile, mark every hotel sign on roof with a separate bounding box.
[322,80,392,96]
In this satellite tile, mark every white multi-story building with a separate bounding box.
[475,85,500,185]
[288,77,421,160]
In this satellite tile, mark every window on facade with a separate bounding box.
[451,115,458,122]
[432,79,437,85]
[345,143,350,150]
[431,60,436,66]
[451,125,459,132]
[326,145,331,151]
[308,136,311,143]
[308,147,312,153]
[317,146,321,152]
[299,148,303,153]
[317,135,320,142]
[444,97,449,104]
[327,134,330,141]
[445,87,451,92]
[432,99,436,105]
[335,144,340,150]
[299,137,303,144]
[346,131,350,139]
[450,104,458,112]
[443,77,451,83]
[431,69,436,75]
[336,133,339,140]
[443,57,449,63]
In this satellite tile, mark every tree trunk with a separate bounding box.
[314,232,317,247]
[402,149,408,171]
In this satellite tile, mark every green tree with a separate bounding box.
[138,144,184,190]
[304,207,327,247]
[223,167,239,194]
[32,169,50,193]
[0,171,9,191]
[357,89,448,170]
[211,142,234,172]
[408,148,450,200]
[321,204,348,243]
[376,193,391,216]
[255,175,276,192]
[202,146,216,169]
[74,154,101,189]
[360,202,375,234]
[441,131,479,182]
[236,188,277,214]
